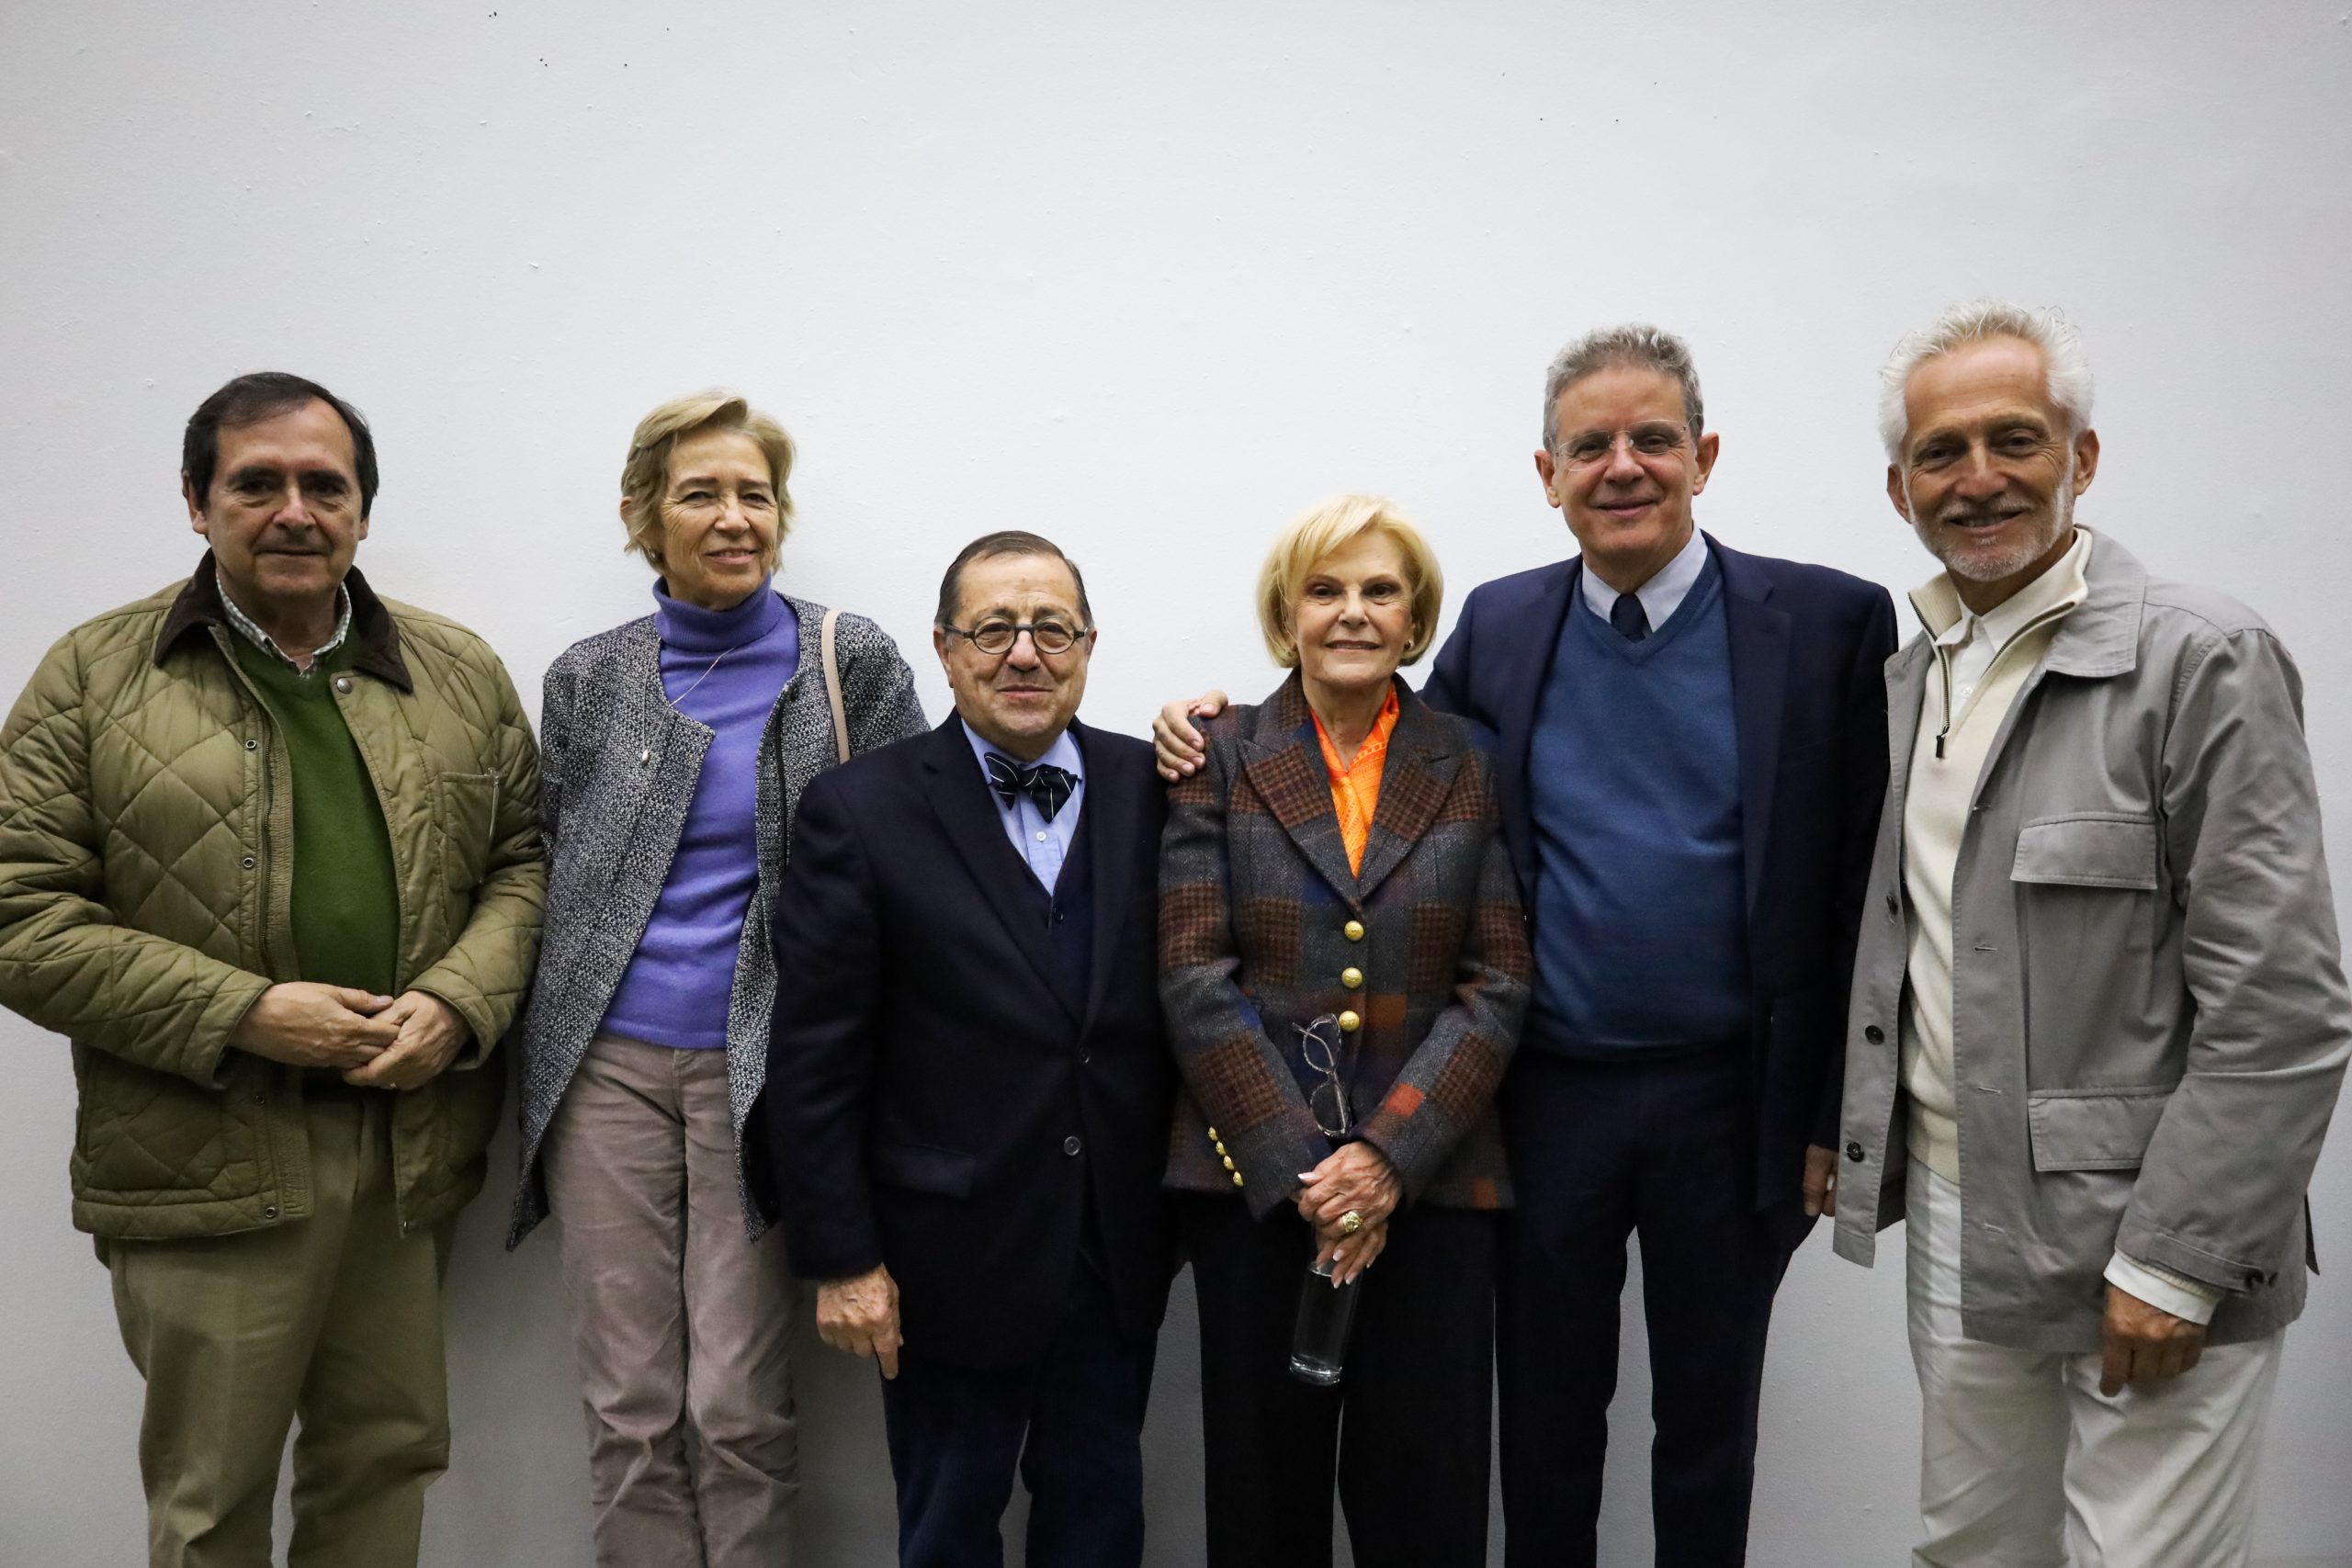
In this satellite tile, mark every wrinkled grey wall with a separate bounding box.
[4,3,2348,1563]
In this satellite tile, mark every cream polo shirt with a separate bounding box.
[1900,529,2223,1324]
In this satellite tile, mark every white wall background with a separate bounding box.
[4,2,2349,1562]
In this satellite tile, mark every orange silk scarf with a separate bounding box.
[1313,686,1401,874]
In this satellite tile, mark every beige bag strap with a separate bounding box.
[820,608,850,763]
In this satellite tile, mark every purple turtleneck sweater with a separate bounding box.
[600,579,800,1050]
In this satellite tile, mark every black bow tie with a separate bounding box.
[986,752,1077,822]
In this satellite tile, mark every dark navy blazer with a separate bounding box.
[1423,533,1897,1217]
[763,716,1176,1370]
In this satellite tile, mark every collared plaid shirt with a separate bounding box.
[217,581,353,678]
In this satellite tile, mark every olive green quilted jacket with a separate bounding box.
[0,558,544,1240]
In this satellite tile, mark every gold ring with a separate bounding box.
[1340,1210,1363,1235]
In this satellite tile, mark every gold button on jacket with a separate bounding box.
[1337,1009,1361,1033]
[1343,919,1365,942]
[1340,966,1363,989]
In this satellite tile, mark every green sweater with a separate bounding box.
[231,637,401,997]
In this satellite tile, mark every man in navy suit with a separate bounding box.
[1159,326,1895,1565]
[768,531,1175,1568]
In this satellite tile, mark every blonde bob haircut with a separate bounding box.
[1256,494,1444,669]
[618,391,797,571]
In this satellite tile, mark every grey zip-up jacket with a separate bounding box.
[506,594,925,1246]
[1834,532,2350,1351]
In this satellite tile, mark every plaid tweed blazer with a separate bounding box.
[1159,673,1530,1216]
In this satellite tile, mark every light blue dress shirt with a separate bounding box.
[962,719,1086,893]
[1577,525,1710,631]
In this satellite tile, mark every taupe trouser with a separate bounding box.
[544,1032,800,1567]
[107,1092,455,1568]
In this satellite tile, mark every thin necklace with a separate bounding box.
[660,588,771,712]
[664,642,744,712]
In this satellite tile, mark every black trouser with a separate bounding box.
[879,1260,1155,1568]
[1498,1047,1796,1568]
[1180,1193,1498,1568]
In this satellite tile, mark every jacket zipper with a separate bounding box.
[1932,599,2078,759]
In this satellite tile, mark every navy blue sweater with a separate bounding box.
[1524,558,1750,1055]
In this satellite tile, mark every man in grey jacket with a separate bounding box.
[1829,299,2350,1567]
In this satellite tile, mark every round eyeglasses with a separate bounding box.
[941,617,1089,657]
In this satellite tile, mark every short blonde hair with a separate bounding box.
[1255,494,1444,669]
[618,391,797,571]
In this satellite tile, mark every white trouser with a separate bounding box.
[1904,1163,2283,1568]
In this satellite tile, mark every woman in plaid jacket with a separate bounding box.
[1159,495,1532,1568]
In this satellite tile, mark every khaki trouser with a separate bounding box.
[1906,1163,2285,1568]
[545,1032,800,1567]
[107,1092,456,1568]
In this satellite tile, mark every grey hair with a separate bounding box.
[1540,323,1705,449]
[1878,300,2096,459]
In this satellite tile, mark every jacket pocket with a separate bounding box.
[435,772,499,894]
[2026,1085,2175,1171]
[2011,814,2158,890]
[869,1139,978,1198]
[73,1046,261,1201]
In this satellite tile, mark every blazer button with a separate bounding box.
[1844,1140,1865,1162]
[1206,1125,1220,1140]
[1063,1135,1082,1156]
[1343,919,1365,942]
[1337,1010,1361,1033]
[1221,1156,1236,1171]
[1864,1025,1886,1044]
[1340,967,1363,990]
[1231,1171,1245,1188]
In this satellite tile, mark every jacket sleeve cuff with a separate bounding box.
[406,976,494,1069]
[1353,1116,1432,1202]
[2106,1249,2226,1325]
[199,970,277,1087]
[786,1220,884,1285]
[1234,1122,1331,1222]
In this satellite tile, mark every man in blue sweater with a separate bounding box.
[1158,326,1895,1565]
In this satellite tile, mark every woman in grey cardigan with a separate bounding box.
[508,391,926,1565]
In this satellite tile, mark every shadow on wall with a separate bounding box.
[410,1116,1529,1565]
[417,1117,1221,1567]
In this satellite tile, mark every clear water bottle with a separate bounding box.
[1289,1255,1363,1385]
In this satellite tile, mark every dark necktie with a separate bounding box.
[985,752,1077,821]
[1609,592,1651,643]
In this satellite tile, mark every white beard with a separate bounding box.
[1909,453,2075,584]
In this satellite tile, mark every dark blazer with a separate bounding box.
[1424,534,1896,1213]
[764,715,1176,1371]
[1159,675,1532,1216]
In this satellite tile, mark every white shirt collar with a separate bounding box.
[1578,525,1710,630]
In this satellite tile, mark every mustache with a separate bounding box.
[1929,501,2035,527]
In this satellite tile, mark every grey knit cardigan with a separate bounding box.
[505,594,927,1246]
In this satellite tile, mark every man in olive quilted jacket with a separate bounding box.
[0,373,543,1568]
